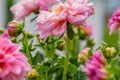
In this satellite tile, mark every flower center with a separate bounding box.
[55,6,61,13]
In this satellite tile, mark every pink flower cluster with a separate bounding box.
[11,0,56,20]
[108,7,120,34]
[0,37,31,80]
[36,0,94,40]
[82,50,108,80]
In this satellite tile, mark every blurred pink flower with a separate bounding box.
[36,4,67,40]
[11,0,39,21]
[11,0,56,21]
[82,50,108,80]
[108,7,120,34]
[65,0,94,25]
[39,0,57,11]
[0,30,9,38]
[0,37,31,80]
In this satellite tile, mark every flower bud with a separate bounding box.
[27,69,39,79]
[26,32,34,39]
[63,34,67,41]
[78,48,91,63]
[36,34,46,43]
[100,68,109,80]
[57,41,65,51]
[105,47,116,58]
[0,28,4,35]
[86,38,95,48]
[79,23,92,40]
[8,21,22,37]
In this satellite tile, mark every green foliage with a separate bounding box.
[74,71,87,80]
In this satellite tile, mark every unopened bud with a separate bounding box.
[63,34,67,41]
[86,39,95,48]
[57,41,65,51]
[105,47,116,58]
[26,32,34,39]
[27,69,39,79]
[36,34,46,43]
[78,48,91,63]
[8,21,22,37]
[79,26,92,40]
[0,28,4,34]
[100,68,109,80]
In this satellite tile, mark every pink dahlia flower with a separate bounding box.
[82,50,108,80]
[11,0,56,21]
[65,0,94,26]
[108,7,120,34]
[0,37,31,80]
[36,4,67,40]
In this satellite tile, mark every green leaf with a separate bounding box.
[67,23,74,40]
[32,52,43,65]
[54,67,64,80]
[74,71,87,80]
[68,63,77,75]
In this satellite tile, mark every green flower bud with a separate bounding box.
[26,32,34,39]
[86,39,95,48]
[0,28,4,34]
[27,69,39,79]
[57,41,65,51]
[78,48,91,64]
[105,47,116,58]
[8,21,22,37]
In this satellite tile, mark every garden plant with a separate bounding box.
[0,0,120,80]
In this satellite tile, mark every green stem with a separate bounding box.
[22,30,32,65]
[46,70,48,80]
[62,35,71,80]
[73,36,79,55]
[70,36,79,66]
[119,29,120,50]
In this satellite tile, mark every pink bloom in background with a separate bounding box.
[39,0,57,11]
[11,0,39,21]
[82,50,108,80]
[11,0,57,21]
[108,7,120,34]
[0,30,9,38]
[0,37,31,80]
[65,0,94,26]
[36,4,67,40]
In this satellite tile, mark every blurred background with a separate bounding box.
[0,0,120,47]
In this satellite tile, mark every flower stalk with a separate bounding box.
[21,20,32,66]
[62,34,72,80]
[22,30,32,65]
